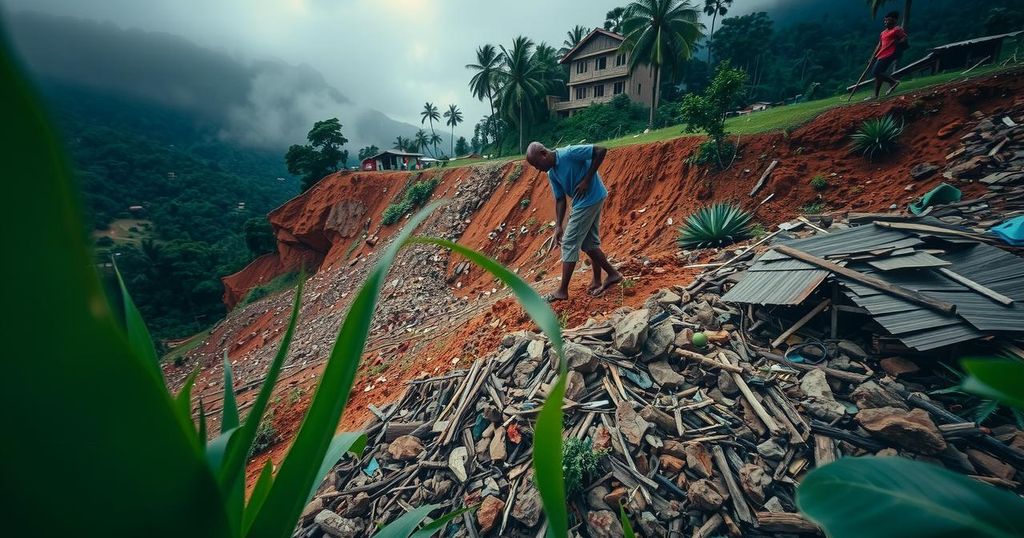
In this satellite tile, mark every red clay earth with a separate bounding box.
[173,70,1022,490]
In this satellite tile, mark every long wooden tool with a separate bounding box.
[847,52,875,102]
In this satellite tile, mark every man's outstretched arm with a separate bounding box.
[574,145,607,198]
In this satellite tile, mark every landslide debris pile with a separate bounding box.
[298,236,1024,537]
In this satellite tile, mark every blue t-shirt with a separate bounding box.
[547,145,608,209]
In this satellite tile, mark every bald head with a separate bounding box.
[525,141,556,172]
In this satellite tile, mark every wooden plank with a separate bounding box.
[749,159,779,197]
[770,299,831,349]
[675,348,744,373]
[937,268,1014,306]
[772,244,957,314]
[756,512,820,534]
[711,445,755,525]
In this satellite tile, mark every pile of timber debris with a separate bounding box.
[297,227,1024,538]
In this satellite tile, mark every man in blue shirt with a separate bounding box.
[526,142,621,302]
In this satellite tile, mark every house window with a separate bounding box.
[615,53,626,66]
[575,86,587,99]
[594,84,605,97]
[613,81,624,95]
[596,56,607,70]
[576,61,588,74]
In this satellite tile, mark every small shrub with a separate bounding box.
[249,409,278,457]
[850,115,904,160]
[507,162,523,183]
[750,222,768,239]
[687,139,736,166]
[563,437,607,496]
[800,201,826,214]
[520,198,530,209]
[382,178,439,225]
[810,175,829,191]
[678,203,753,249]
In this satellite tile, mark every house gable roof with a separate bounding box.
[559,28,625,65]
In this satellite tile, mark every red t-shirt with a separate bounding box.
[877,26,907,59]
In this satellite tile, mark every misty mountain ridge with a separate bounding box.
[7,10,421,152]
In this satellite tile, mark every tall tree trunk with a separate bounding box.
[451,125,455,156]
[519,99,524,154]
[904,0,912,30]
[487,88,500,156]
[649,65,660,128]
[706,11,718,64]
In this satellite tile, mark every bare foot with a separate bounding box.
[544,290,569,303]
[587,279,602,295]
[589,272,623,297]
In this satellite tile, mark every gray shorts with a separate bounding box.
[561,200,603,262]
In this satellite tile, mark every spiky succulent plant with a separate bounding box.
[678,202,753,249]
[850,115,904,160]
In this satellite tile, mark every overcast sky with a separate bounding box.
[2,0,794,141]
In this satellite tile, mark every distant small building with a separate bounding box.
[128,205,144,212]
[547,28,655,118]
[750,102,773,112]
[361,150,425,171]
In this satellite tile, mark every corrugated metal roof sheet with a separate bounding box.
[868,251,950,271]
[723,221,1024,351]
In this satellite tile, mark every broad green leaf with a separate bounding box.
[619,504,636,538]
[373,504,440,538]
[176,367,200,437]
[409,237,567,537]
[534,374,568,538]
[222,350,240,433]
[0,31,228,536]
[409,506,475,538]
[304,432,368,505]
[247,203,440,538]
[198,398,208,445]
[114,263,161,379]
[961,358,1024,410]
[244,460,276,533]
[797,456,1024,538]
[205,428,239,474]
[218,277,303,493]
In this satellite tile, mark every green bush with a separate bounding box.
[381,177,439,226]
[520,198,530,209]
[810,175,829,191]
[678,62,747,169]
[507,162,523,183]
[678,202,753,249]
[563,437,607,496]
[850,115,904,160]
[688,139,736,166]
[800,201,826,214]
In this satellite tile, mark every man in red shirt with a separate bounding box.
[868,11,908,100]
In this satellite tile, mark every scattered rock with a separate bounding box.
[800,369,845,421]
[616,402,651,445]
[642,322,676,360]
[909,163,939,180]
[687,479,724,511]
[477,495,505,534]
[614,309,650,354]
[740,464,772,504]
[851,381,908,410]
[718,370,739,395]
[387,435,423,461]
[856,406,947,454]
[587,485,611,511]
[659,454,685,474]
[937,120,963,138]
[966,449,1016,481]
[315,510,364,538]
[880,357,920,377]
[564,341,599,373]
[683,442,714,478]
[587,510,624,538]
[757,438,787,460]
[648,361,685,389]
[565,370,587,401]
[489,426,507,462]
[512,474,542,527]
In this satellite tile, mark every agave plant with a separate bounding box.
[850,115,904,160]
[678,202,752,249]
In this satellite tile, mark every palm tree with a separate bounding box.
[703,0,733,64]
[443,104,463,156]
[420,102,440,156]
[868,0,912,30]
[429,133,443,156]
[562,25,591,53]
[414,130,430,155]
[466,44,503,155]
[533,42,567,89]
[604,7,627,33]
[497,36,546,153]
[622,0,705,127]
[394,136,411,152]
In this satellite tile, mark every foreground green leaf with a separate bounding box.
[797,456,1024,538]
[410,237,567,537]
[222,350,240,432]
[1,29,228,536]
[409,505,475,538]
[305,432,368,505]
[620,504,636,538]
[114,263,161,379]
[961,358,1024,410]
